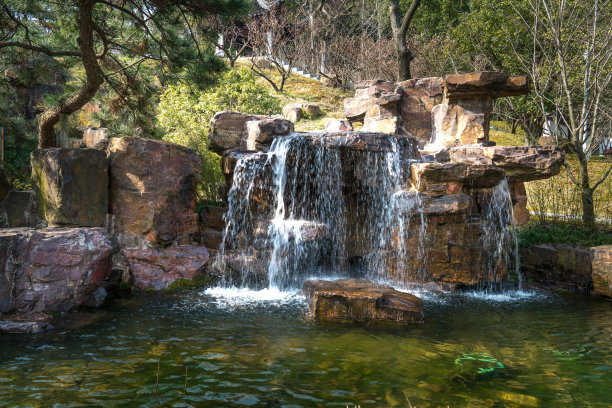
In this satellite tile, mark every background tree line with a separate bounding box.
[0,0,610,226]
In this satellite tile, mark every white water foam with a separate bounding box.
[461,290,545,302]
[204,286,304,308]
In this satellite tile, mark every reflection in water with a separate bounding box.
[0,290,611,407]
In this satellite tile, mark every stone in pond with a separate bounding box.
[302,278,424,323]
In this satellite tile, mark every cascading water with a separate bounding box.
[215,132,520,293]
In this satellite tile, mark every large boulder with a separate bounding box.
[109,137,202,245]
[450,145,564,182]
[592,245,612,297]
[0,228,113,314]
[445,72,529,98]
[0,190,41,228]
[302,278,425,323]
[243,117,294,152]
[31,148,109,227]
[0,167,12,202]
[125,246,209,290]
[208,111,261,154]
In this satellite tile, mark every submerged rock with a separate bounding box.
[125,245,209,290]
[303,278,424,323]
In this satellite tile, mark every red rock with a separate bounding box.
[0,228,112,314]
[125,245,209,290]
[109,137,202,245]
[302,278,424,323]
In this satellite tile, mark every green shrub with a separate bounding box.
[517,222,612,248]
[157,68,282,202]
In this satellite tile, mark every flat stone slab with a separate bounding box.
[450,145,564,182]
[303,278,424,323]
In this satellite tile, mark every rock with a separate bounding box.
[199,228,224,250]
[283,106,302,122]
[83,127,110,149]
[199,205,226,231]
[243,117,294,152]
[343,97,376,122]
[125,245,209,290]
[353,80,396,98]
[0,167,12,201]
[31,148,109,227]
[397,77,445,143]
[302,278,425,323]
[324,119,353,132]
[431,99,491,147]
[108,137,202,245]
[84,286,108,308]
[0,190,41,228]
[0,228,113,314]
[302,103,322,118]
[0,320,54,334]
[208,111,260,154]
[519,244,593,293]
[450,145,564,182]
[361,117,400,134]
[591,245,612,297]
[509,182,529,225]
[445,72,529,98]
[411,162,506,190]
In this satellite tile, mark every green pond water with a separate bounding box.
[1,287,611,407]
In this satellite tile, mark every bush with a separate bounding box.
[157,68,282,202]
[517,222,612,248]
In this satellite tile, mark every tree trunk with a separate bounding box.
[397,47,413,82]
[578,155,596,227]
[38,0,104,148]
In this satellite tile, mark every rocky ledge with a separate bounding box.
[303,278,424,323]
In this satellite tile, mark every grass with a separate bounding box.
[165,273,219,291]
[517,222,612,248]
[235,60,352,132]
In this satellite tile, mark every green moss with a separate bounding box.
[517,222,612,248]
[165,273,219,291]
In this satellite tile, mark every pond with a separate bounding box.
[1,287,611,407]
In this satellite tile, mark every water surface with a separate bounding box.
[1,288,611,407]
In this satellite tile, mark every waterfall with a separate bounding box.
[215,132,519,292]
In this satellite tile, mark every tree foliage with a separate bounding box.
[157,68,282,202]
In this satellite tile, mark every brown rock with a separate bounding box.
[125,245,209,290]
[431,98,491,147]
[343,97,376,122]
[302,278,424,323]
[445,72,529,98]
[109,137,202,245]
[450,145,564,182]
[0,190,41,228]
[324,120,353,132]
[0,167,12,202]
[282,105,302,122]
[83,127,110,149]
[243,117,294,152]
[199,205,226,231]
[520,244,593,293]
[353,80,395,98]
[31,148,109,227]
[509,182,529,225]
[592,245,612,297]
[302,103,322,118]
[411,162,506,190]
[0,228,112,314]
[397,77,445,143]
[208,111,261,154]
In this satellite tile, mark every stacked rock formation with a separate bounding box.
[1,135,210,320]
